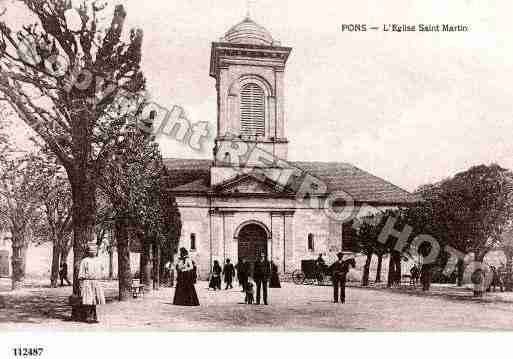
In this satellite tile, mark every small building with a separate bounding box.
[164,17,417,279]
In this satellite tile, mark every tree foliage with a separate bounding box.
[410,164,513,261]
[0,0,147,298]
[0,147,47,289]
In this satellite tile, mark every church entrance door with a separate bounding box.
[237,223,268,277]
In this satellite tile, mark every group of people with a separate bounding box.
[168,249,283,306]
[171,249,354,306]
[73,244,357,324]
[209,252,281,305]
[208,258,235,290]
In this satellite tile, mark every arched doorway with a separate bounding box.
[237,222,268,276]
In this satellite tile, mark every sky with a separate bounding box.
[5,0,513,192]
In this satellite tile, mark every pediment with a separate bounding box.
[214,174,292,195]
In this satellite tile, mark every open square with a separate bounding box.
[2,279,513,331]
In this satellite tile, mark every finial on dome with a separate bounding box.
[245,0,253,19]
[223,2,275,46]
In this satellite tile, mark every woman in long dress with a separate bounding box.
[173,247,200,306]
[79,242,106,323]
[209,260,222,290]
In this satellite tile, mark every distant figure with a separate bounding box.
[209,260,222,290]
[173,247,200,306]
[316,253,326,268]
[245,281,255,304]
[237,259,249,292]
[78,242,106,323]
[269,260,281,288]
[420,265,432,291]
[329,252,353,303]
[223,259,235,290]
[165,259,175,287]
[489,266,503,292]
[316,253,326,282]
[235,261,241,286]
[410,264,420,287]
[59,261,71,286]
[253,253,271,305]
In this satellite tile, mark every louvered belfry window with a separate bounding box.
[240,83,265,137]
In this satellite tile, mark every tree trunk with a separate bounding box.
[140,241,152,292]
[153,244,160,290]
[472,253,487,297]
[394,253,402,285]
[506,253,513,292]
[361,251,372,286]
[115,217,132,301]
[420,265,432,291]
[61,243,71,267]
[11,238,28,290]
[456,258,464,287]
[50,241,61,288]
[387,254,394,287]
[108,247,114,280]
[375,254,383,283]
[68,173,97,321]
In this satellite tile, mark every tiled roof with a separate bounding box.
[163,158,419,204]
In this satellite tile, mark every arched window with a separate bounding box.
[307,233,314,251]
[190,233,196,251]
[240,83,265,137]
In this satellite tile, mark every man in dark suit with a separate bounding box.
[223,258,235,289]
[330,252,349,303]
[59,261,71,286]
[253,252,271,305]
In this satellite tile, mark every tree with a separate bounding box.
[158,192,181,282]
[139,171,181,290]
[99,126,164,299]
[409,164,513,296]
[0,0,146,309]
[25,146,74,287]
[95,194,115,279]
[41,172,72,287]
[0,151,46,289]
[353,213,388,286]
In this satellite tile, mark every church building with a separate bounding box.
[164,16,418,279]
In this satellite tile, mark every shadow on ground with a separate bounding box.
[360,284,513,305]
[0,290,117,324]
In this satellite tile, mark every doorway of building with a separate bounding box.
[237,223,268,277]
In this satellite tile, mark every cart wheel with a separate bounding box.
[292,270,306,285]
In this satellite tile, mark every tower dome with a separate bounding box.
[223,17,274,46]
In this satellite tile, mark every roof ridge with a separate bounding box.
[345,162,415,197]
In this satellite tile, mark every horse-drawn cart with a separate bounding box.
[291,259,332,286]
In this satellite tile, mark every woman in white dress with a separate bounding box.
[79,242,106,323]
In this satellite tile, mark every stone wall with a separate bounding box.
[0,239,140,281]
[175,195,345,279]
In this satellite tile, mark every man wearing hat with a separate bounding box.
[330,252,350,303]
[78,241,106,323]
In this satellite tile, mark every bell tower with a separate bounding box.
[209,16,292,185]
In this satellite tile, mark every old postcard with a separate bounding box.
[0,0,512,357]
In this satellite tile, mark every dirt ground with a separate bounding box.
[2,278,513,331]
